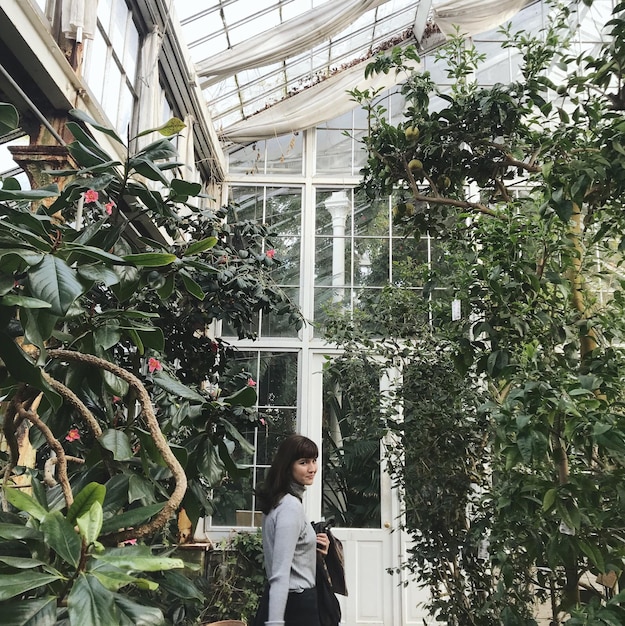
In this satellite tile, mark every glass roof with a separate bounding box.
[176,0,430,133]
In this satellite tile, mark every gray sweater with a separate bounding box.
[262,489,317,625]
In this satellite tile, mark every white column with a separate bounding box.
[324,191,350,303]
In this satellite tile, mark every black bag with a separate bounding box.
[312,520,347,626]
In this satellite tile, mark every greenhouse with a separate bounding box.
[0,0,624,624]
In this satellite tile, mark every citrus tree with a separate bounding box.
[342,1,625,623]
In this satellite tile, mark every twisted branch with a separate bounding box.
[47,349,187,542]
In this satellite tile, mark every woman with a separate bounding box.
[254,434,330,626]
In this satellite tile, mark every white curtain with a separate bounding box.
[136,25,163,145]
[61,0,98,41]
[197,0,391,87]
[433,0,530,37]
[220,55,419,144]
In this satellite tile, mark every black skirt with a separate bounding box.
[253,585,320,626]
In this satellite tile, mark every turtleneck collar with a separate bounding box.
[289,479,306,501]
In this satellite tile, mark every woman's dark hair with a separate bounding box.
[256,434,318,514]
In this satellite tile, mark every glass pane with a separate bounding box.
[269,236,300,285]
[321,357,381,528]
[228,143,265,175]
[266,187,301,236]
[261,288,300,338]
[257,352,298,407]
[266,133,303,175]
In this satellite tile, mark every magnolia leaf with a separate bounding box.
[27,255,84,316]
[0,522,43,541]
[95,552,184,573]
[0,294,52,308]
[41,511,82,568]
[179,270,205,300]
[67,482,106,525]
[4,486,48,521]
[185,236,218,256]
[136,117,185,138]
[76,501,104,546]
[69,108,125,144]
[222,385,257,407]
[100,503,164,535]
[91,568,158,592]
[0,572,61,602]
[122,253,177,267]
[0,555,48,569]
[99,430,134,461]
[113,593,165,625]
[0,102,19,134]
[0,595,57,626]
[151,371,205,402]
[67,573,118,626]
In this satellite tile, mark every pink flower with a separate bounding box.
[112,396,121,403]
[104,201,114,215]
[266,249,276,259]
[121,538,137,546]
[247,377,256,387]
[65,428,80,442]
[148,357,162,373]
[84,189,99,203]
[259,417,267,426]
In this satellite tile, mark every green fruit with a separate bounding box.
[408,159,423,173]
[405,126,420,141]
[438,175,451,189]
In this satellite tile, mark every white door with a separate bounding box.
[305,353,432,626]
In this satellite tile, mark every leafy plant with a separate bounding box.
[0,103,301,623]
[199,530,265,624]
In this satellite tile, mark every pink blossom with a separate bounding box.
[104,201,115,215]
[84,189,99,203]
[259,417,267,426]
[112,396,121,403]
[148,357,162,373]
[65,428,81,442]
[247,377,256,387]
[266,249,276,259]
[121,538,137,546]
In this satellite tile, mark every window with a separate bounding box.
[82,0,139,138]
[209,350,299,527]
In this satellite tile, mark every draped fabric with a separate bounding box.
[220,55,420,144]
[432,0,530,37]
[61,0,98,41]
[136,25,163,146]
[197,0,391,87]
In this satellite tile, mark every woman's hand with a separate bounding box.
[316,532,329,555]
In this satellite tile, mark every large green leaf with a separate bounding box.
[90,566,158,592]
[0,572,61,601]
[0,102,19,134]
[179,270,205,300]
[77,264,121,286]
[0,295,52,309]
[0,595,57,626]
[222,385,257,407]
[151,371,205,402]
[76,501,104,546]
[0,522,43,541]
[4,486,48,521]
[113,593,165,626]
[67,482,106,525]
[41,511,82,568]
[0,334,61,409]
[67,573,118,626]
[95,550,184,573]
[122,253,177,267]
[69,108,124,144]
[100,503,164,535]
[0,555,49,569]
[27,255,84,316]
[99,430,133,461]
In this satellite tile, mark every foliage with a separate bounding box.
[0,105,301,623]
[339,1,625,623]
[199,530,265,624]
